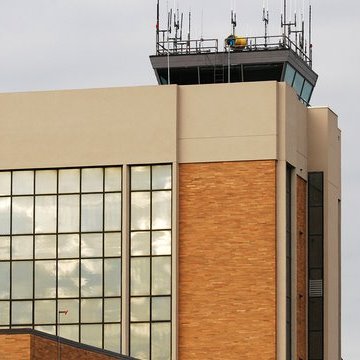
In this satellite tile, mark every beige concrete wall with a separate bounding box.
[178,82,278,163]
[308,107,341,360]
[0,86,178,169]
[276,83,309,360]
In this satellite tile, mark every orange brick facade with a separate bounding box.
[0,334,31,360]
[297,177,307,360]
[179,161,277,360]
[0,333,121,360]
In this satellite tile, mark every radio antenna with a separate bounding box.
[231,10,237,36]
[262,1,269,47]
[187,9,191,52]
[156,0,160,53]
[309,3,313,67]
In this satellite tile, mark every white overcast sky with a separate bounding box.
[0,0,358,358]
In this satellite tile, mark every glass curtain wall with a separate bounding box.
[129,165,172,360]
[0,167,122,353]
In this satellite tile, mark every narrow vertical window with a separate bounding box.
[308,172,324,360]
[130,165,172,360]
[286,165,292,360]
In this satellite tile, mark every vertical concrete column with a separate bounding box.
[122,165,129,355]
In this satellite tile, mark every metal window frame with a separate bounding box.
[128,164,173,360]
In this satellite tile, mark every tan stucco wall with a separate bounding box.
[178,81,278,163]
[308,107,341,360]
[0,86,178,169]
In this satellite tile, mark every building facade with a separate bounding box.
[0,81,341,359]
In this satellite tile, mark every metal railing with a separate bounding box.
[156,37,219,55]
[155,34,311,67]
[238,35,311,66]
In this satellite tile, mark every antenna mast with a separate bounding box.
[262,1,269,47]
[309,4,313,67]
[156,0,160,53]
[187,10,191,52]
[231,10,237,36]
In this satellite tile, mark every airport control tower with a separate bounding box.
[150,1,317,106]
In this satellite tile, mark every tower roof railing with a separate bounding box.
[156,34,312,68]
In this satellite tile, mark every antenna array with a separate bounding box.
[155,0,218,56]
[155,1,313,67]
[281,0,313,66]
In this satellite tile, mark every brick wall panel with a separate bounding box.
[0,334,31,360]
[179,161,277,360]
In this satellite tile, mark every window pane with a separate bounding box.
[0,198,11,235]
[0,302,10,325]
[81,259,103,297]
[131,297,150,322]
[35,235,56,259]
[35,196,56,233]
[104,259,121,296]
[59,325,79,342]
[152,231,171,255]
[0,262,10,299]
[131,232,150,256]
[81,233,103,258]
[12,197,34,234]
[58,234,79,259]
[34,300,56,324]
[82,168,103,193]
[301,80,313,104]
[309,236,323,268]
[35,170,57,194]
[293,72,305,95]
[58,299,79,323]
[131,192,150,230]
[34,325,56,335]
[104,193,122,231]
[58,260,79,298]
[309,207,323,235]
[152,257,171,295]
[131,258,150,296]
[12,261,33,299]
[81,298,102,323]
[309,331,323,359]
[131,166,150,191]
[104,323,121,353]
[152,297,171,321]
[104,232,121,257]
[152,165,172,190]
[105,167,122,192]
[152,191,171,230]
[12,301,32,324]
[0,172,11,196]
[81,194,103,232]
[81,324,102,348]
[152,323,171,360]
[35,261,56,298]
[0,236,10,260]
[309,298,323,331]
[12,236,33,260]
[58,195,79,232]
[104,298,121,323]
[12,171,34,195]
[284,64,296,85]
[131,323,150,360]
[59,169,80,193]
